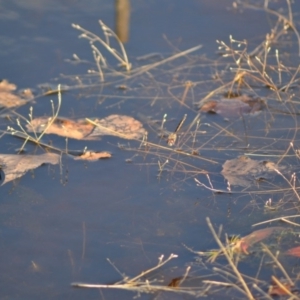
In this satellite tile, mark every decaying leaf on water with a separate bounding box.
[0,79,33,108]
[221,156,285,187]
[199,94,264,117]
[73,151,111,161]
[26,115,146,140]
[0,153,59,185]
[26,117,95,140]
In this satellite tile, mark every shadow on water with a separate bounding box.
[1,0,300,299]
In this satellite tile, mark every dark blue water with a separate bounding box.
[1,1,300,299]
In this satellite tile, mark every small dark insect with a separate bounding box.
[167,114,187,146]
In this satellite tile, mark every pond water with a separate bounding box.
[1,1,300,299]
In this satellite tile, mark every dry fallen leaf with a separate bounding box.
[73,151,111,161]
[26,115,147,140]
[0,79,32,108]
[221,156,285,187]
[200,94,264,117]
[27,117,95,140]
[0,153,60,185]
[89,115,146,139]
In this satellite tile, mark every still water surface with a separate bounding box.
[0,1,299,299]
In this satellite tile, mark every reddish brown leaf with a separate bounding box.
[285,246,300,257]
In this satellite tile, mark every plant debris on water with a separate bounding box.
[3,0,300,299]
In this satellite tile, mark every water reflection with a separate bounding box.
[115,0,130,43]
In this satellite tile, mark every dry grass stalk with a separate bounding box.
[71,254,207,297]
[7,85,62,153]
[206,217,254,299]
[72,20,131,72]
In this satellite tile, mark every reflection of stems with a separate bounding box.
[115,0,130,43]
[261,244,294,286]
[180,81,193,105]
[273,168,300,202]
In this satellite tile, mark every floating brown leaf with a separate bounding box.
[26,115,146,140]
[26,117,95,140]
[0,153,60,185]
[200,94,264,117]
[221,156,285,187]
[73,151,111,161]
[0,79,32,108]
[89,115,146,139]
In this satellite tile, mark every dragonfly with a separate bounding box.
[167,114,187,146]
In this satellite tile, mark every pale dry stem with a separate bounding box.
[8,85,62,153]
[261,243,294,286]
[206,217,254,299]
[72,20,131,71]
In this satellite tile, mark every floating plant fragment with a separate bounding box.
[0,79,33,108]
[188,226,286,262]
[72,151,111,161]
[199,94,264,117]
[285,246,300,257]
[0,153,60,185]
[231,227,284,254]
[37,83,69,96]
[221,156,286,187]
[26,115,146,140]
